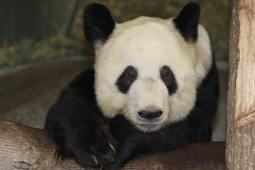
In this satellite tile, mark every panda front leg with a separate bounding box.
[44,68,118,168]
[44,98,118,168]
[100,115,140,170]
[102,143,137,170]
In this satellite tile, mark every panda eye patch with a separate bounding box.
[160,66,172,80]
[116,66,137,94]
[160,66,178,95]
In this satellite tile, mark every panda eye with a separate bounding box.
[160,65,177,95]
[124,66,137,79]
[116,66,137,94]
[126,72,135,78]
[162,72,170,78]
[160,66,172,80]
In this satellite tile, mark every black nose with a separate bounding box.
[138,111,163,120]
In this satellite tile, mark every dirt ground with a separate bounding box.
[0,57,228,141]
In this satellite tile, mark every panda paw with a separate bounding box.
[83,125,118,167]
[59,123,118,168]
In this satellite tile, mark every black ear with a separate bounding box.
[173,3,200,42]
[83,3,115,44]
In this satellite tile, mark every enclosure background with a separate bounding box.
[0,0,229,69]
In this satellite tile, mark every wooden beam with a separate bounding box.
[226,0,255,169]
[0,120,225,169]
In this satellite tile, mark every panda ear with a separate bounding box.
[173,3,200,42]
[83,3,115,45]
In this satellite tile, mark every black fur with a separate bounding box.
[173,3,200,41]
[44,55,218,169]
[116,65,178,95]
[44,68,118,168]
[116,66,138,94]
[84,3,115,44]
[188,53,219,141]
[160,65,178,95]
[44,3,219,170]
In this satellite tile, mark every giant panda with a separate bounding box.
[44,2,219,170]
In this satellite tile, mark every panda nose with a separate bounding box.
[138,111,163,120]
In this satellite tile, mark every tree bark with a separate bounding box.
[226,0,255,169]
[0,120,225,170]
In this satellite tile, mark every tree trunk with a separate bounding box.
[226,0,255,169]
[0,120,225,170]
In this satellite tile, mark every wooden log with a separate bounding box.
[226,0,255,169]
[0,120,225,170]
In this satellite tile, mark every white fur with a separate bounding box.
[94,16,212,132]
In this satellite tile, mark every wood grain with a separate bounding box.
[226,0,255,169]
[234,0,255,127]
[0,120,225,170]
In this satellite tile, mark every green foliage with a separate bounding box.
[0,4,93,68]
[0,0,230,69]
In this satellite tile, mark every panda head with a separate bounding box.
[84,3,212,132]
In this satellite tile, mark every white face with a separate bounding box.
[94,17,212,132]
